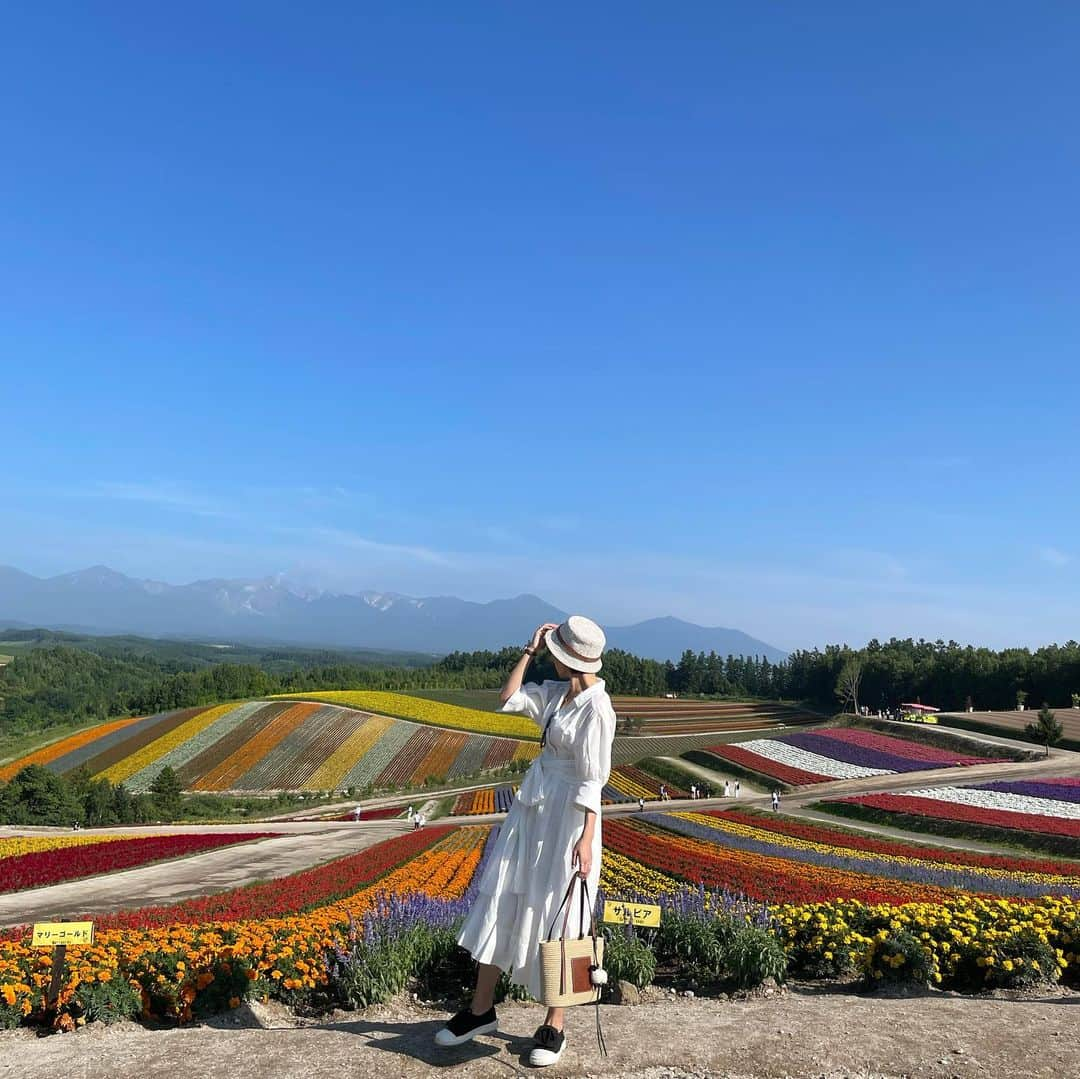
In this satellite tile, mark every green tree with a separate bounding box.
[1025,706,1063,758]
[149,766,184,819]
[0,765,82,825]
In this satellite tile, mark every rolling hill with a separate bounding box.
[0,695,539,794]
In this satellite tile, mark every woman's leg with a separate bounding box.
[470,962,502,1013]
[544,1005,564,1031]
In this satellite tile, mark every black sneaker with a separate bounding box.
[528,1024,566,1067]
[434,1006,498,1047]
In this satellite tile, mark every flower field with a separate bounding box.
[272,690,540,740]
[695,728,996,786]
[0,833,278,895]
[602,765,686,803]
[0,825,488,1028]
[0,717,144,783]
[452,786,516,815]
[834,776,1080,838]
[601,809,1080,904]
[1,699,541,795]
[0,834,143,860]
[2,811,1080,1031]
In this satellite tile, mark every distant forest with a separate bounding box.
[2,628,1079,739]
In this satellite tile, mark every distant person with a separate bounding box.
[734,780,740,798]
[407,804,415,821]
[690,784,697,800]
[437,616,616,1068]
[638,797,645,813]
[723,781,730,798]
[352,805,362,821]
[659,783,666,801]
[417,813,426,829]
[771,790,780,812]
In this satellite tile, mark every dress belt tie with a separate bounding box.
[478,754,578,896]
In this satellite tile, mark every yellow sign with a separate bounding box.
[602,901,661,927]
[32,921,94,947]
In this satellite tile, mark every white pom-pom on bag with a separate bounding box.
[590,966,608,986]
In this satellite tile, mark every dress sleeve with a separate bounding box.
[571,699,616,815]
[498,681,551,726]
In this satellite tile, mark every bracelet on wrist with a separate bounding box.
[523,647,536,657]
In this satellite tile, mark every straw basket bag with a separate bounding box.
[539,875,606,1008]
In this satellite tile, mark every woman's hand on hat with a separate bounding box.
[529,623,559,653]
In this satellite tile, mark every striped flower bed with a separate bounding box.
[176,703,293,787]
[606,765,686,801]
[604,809,1080,905]
[700,729,995,786]
[304,714,394,790]
[1,833,279,894]
[80,707,207,777]
[97,704,246,785]
[0,834,146,860]
[0,717,143,783]
[6,700,548,797]
[481,738,519,770]
[337,721,416,790]
[271,689,539,739]
[123,702,265,792]
[334,805,404,821]
[451,786,517,815]
[454,788,493,815]
[412,731,469,784]
[445,736,490,780]
[233,707,349,790]
[375,728,442,789]
[192,703,321,791]
[837,779,1080,837]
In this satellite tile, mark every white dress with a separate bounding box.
[456,678,617,1000]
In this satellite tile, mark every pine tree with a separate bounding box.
[1025,706,1063,758]
[150,766,184,819]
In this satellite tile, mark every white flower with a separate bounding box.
[890,786,1080,820]
[736,739,893,780]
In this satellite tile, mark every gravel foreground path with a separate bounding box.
[2,989,1076,1079]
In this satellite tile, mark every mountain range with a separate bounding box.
[0,565,787,662]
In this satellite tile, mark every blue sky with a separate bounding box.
[3,3,1079,650]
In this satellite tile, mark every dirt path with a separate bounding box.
[2,988,1076,1078]
[662,754,767,793]
[0,825,407,927]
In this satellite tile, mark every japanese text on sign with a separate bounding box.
[32,921,95,947]
[602,901,661,927]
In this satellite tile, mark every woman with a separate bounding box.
[435,615,616,1067]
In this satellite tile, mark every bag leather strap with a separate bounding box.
[543,874,608,1057]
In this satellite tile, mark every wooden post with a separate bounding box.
[45,944,67,1011]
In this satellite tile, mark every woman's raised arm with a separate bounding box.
[499,622,559,705]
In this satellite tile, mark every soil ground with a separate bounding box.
[2,987,1077,1078]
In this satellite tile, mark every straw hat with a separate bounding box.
[545,615,606,674]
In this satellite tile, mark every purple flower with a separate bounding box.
[639,813,1080,900]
